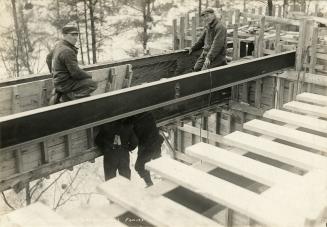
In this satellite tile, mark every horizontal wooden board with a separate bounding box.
[97,176,220,227]
[0,202,76,227]
[223,131,327,171]
[146,157,305,227]
[263,109,327,134]
[283,101,327,118]
[296,92,327,106]
[244,119,327,153]
[185,142,301,186]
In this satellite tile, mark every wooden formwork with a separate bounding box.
[98,92,327,227]
[3,92,326,227]
[0,65,133,192]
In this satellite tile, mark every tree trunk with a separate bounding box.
[267,0,273,16]
[198,0,202,16]
[88,0,97,63]
[75,0,84,64]
[283,0,288,17]
[19,4,33,74]
[83,0,91,64]
[25,183,31,205]
[56,0,60,38]
[11,0,20,77]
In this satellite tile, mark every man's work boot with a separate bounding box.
[143,172,153,187]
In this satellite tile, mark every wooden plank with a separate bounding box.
[274,71,327,87]
[178,124,223,144]
[97,176,220,227]
[283,101,327,118]
[223,131,327,171]
[146,157,305,227]
[0,202,76,227]
[185,142,301,186]
[240,12,300,26]
[264,109,327,134]
[263,170,327,224]
[296,92,327,106]
[244,119,327,153]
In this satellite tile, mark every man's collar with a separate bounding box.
[61,39,78,51]
[208,18,218,28]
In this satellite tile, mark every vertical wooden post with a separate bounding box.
[225,209,233,227]
[233,9,240,60]
[185,13,190,30]
[40,141,49,164]
[257,16,265,58]
[274,23,284,109]
[241,83,249,103]
[308,26,318,92]
[242,9,248,25]
[172,19,178,50]
[272,5,276,16]
[191,16,197,45]
[12,86,20,114]
[277,5,282,17]
[179,17,185,49]
[294,19,307,98]
[228,10,233,27]
[254,79,262,108]
[275,24,281,53]
[258,7,263,16]
[15,149,23,173]
[232,9,240,102]
[314,4,319,16]
[177,121,184,153]
[216,0,220,8]
[65,134,73,158]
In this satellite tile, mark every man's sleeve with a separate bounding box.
[61,50,92,80]
[46,51,53,73]
[191,30,205,52]
[207,25,227,62]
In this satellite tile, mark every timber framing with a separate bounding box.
[0,51,295,150]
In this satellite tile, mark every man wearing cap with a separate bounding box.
[46,22,97,104]
[188,8,227,71]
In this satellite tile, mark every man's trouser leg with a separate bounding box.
[103,152,119,181]
[70,78,98,99]
[135,150,153,186]
[117,151,131,180]
[193,52,206,72]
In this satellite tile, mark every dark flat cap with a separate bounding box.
[62,22,79,34]
[201,8,215,16]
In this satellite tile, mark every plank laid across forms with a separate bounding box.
[244,119,327,153]
[296,92,327,106]
[0,202,76,227]
[263,109,327,134]
[97,177,221,227]
[283,101,327,118]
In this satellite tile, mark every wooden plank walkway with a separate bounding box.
[94,92,327,227]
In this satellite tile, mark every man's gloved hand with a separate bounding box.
[185,47,192,55]
[202,58,211,70]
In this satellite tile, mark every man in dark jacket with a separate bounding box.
[95,119,138,180]
[46,22,97,104]
[188,8,227,71]
[131,112,164,187]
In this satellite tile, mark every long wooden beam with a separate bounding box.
[0,50,191,87]
[0,51,295,149]
[240,12,300,26]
